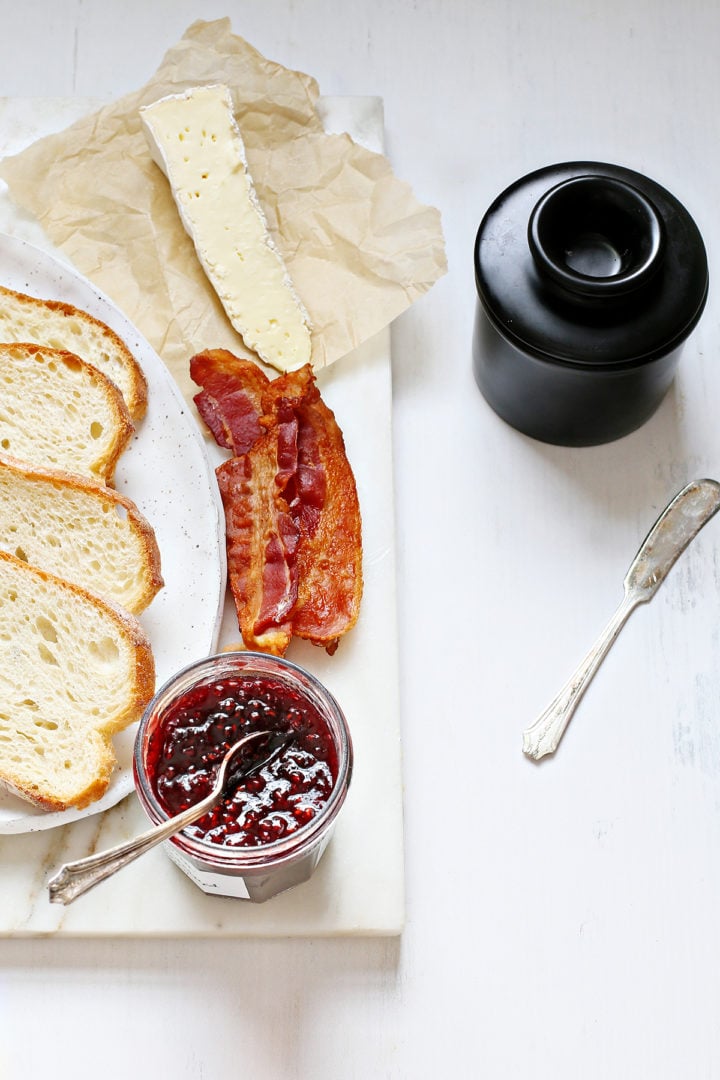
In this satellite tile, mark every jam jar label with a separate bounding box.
[165,844,251,899]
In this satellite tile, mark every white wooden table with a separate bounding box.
[2,2,720,1077]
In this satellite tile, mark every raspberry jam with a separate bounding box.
[133,652,352,902]
[146,674,338,848]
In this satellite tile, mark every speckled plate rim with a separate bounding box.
[0,233,226,834]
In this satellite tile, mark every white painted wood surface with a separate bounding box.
[2,2,720,1077]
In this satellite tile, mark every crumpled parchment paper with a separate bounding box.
[0,18,447,399]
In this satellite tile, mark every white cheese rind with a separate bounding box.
[140,84,312,372]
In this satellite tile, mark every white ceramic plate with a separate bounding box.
[0,233,226,834]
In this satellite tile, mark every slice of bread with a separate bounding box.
[0,342,134,483]
[0,284,148,419]
[0,551,156,811]
[0,456,163,614]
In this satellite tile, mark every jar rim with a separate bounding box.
[527,175,665,299]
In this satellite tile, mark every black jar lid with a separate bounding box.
[474,161,708,368]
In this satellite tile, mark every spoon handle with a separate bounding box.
[47,792,217,905]
[522,592,637,760]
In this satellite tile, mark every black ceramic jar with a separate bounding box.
[473,162,709,446]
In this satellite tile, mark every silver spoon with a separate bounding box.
[48,728,293,905]
[522,478,720,761]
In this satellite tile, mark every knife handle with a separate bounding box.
[521,592,636,760]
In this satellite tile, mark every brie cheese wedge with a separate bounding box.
[140,84,312,372]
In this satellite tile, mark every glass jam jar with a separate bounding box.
[133,651,353,903]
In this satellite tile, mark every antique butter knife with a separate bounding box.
[522,478,720,760]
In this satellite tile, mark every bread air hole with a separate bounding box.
[38,643,59,666]
[14,546,27,562]
[88,637,120,664]
[34,719,58,730]
[90,421,103,439]
[36,616,58,643]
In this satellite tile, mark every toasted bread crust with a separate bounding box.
[0,551,156,811]
[0,342,134,484]
[0,454,164,613]
[0,284,148,419]
[0,737,115,812]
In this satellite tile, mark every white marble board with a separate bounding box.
[0,95,404,936]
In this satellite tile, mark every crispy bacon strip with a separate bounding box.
[193,351,363,655]
[190,349,268,454]
[216,436,299,656]
[257,366,362,649]
[291,389,363,652]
